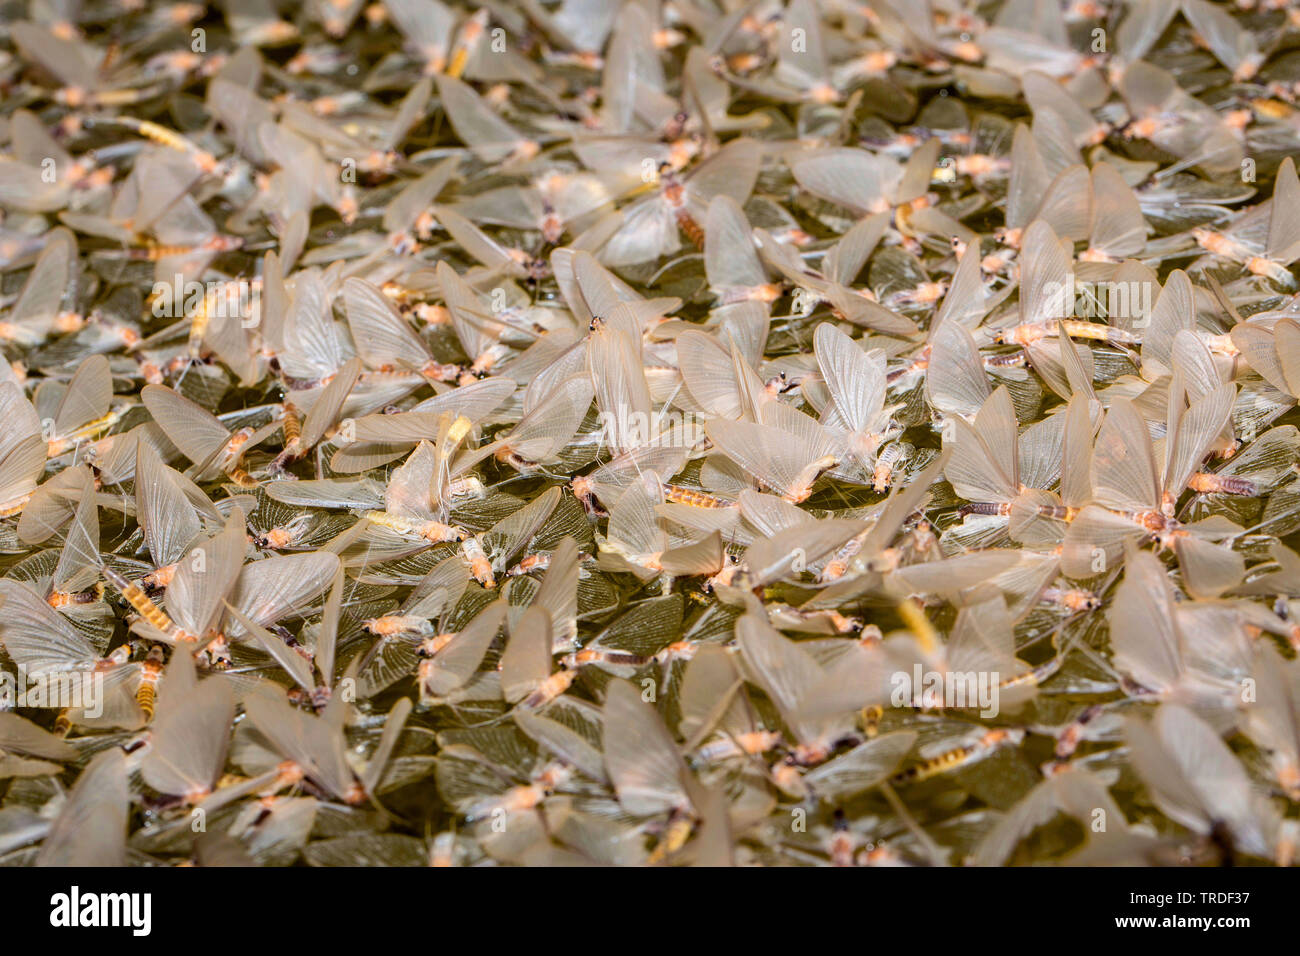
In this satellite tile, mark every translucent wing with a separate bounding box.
[36,748,127,867]
[0,579,100,673]
[141,651,235,797]
[165,509,247,638]
[142,385,232,467]
[422,600,507,697]
[244,688,358,801]
[500,605,554,703]
[802,732,917,802]
[342,277,431,371]
[602,679,692,816]
[1107,548,1182,693]
[136,440,202,570]
[1090,398,1159,513]
[225,551,341,642]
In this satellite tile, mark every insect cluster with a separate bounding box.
[2,0,1300,868]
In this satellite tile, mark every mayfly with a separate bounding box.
[1060,380,1237,578]
[812,323,901,486]
[889,726,1026,787]
[463,374,595,474]
[352,556,470,695]
[0,228,85,346]
[270,357,362,473]
[1126,704,1279,862]
[139,650,236,802]
[0,383,46,517]
[351,432,471,547]
[131,441,225,592]
[233,562,347,712]
[11,20,166,109]
[342,277,463,383]
[419,599,508,704]
[602,678,698,863]
[41,355,125,458]
[242,686,367,805]
[597,138,762,267]
[704,403,839,503]
[1191,157,1300,287]
[946,386,1081,546]
[0,578,145,731]
[142,385,280,487]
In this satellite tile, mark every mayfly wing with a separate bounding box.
[1090,398,1160,513]
[501,375,594,463]
[403,553,472,618]
[704,194,767,294]
[435,259,510,361]
[243,687,357,801]
[1107,547,1182,693]
[10,21,100,92]
[141,650,236,798]
[1089,163,1147,260]
[677,645,744,750]
[0,383,45,511]
[790,147,901,216]
[482,486,563,575]
[51,474,101,595]
[50,353,112,439]
[361,697,413,795]
[515,710,608,784]
[1266,157,1300,264]
[142,385,233,469]
[422,599,507,698]
[434,206,524,276]
[735,611,830,748]
[0,578,102,674]
[1180,0,1261,79]
[36,747,128,867]
[946,387,1018,504]
[434,72,534,163]
[1163,382,1235,502]
[9,228,76,341]
[299,357,362,449]
[529,537,579,649]
[163,508,247,639]
[801,732,917,802]
[235,600,317,693]
[224,551,341,642]
[703,411,835,502]
[814,323,887,440]
[136,440,204,572]
[743,519,866,587]
[602,678,692,816]
[932,237,987,335]
[384,156,460,234]
[500,605,554,704]
[926,319,990,419]
[1126,703,1276,858]
[342,277,433,372]
[588,318,652,455]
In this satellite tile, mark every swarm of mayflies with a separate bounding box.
[1,0,1300,869]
